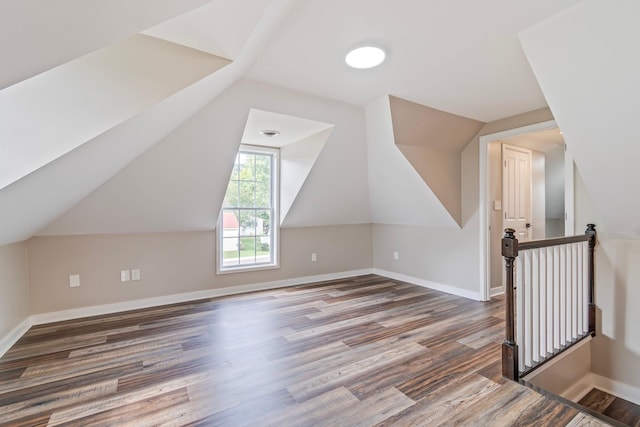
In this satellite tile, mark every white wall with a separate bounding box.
[545,145,564,237]
[574,168,640,389]
[0,242,30,345]
[520,0,640,239]
[531,150,546,239]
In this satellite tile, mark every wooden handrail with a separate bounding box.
[518,233,592,251]
[501,224,597,381]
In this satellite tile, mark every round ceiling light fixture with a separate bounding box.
[345,46,386,69]
[259,129,280,137]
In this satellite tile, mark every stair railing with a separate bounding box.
[502,224,596,381]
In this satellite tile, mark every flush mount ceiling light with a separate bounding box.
[345,46,386,69]
[259,129,280,137]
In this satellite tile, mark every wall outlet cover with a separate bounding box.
[120,270,130,282]
[69,274,80,287]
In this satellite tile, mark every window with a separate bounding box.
[218,145,279,273]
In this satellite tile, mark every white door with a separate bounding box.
[502,144,532,241]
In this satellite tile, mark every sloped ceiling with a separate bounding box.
[389,96,485,226]
[367,96,459,228]
[0,0,216,89]
[239,109,334,225]
[0,0,296,245]
[0,35,230,190]
[142,0,272,60]
[4,0,613,245]
[39,79,370,235]
[519,0,640,238]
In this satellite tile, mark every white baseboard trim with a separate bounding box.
[591,372,640,406]
[556,371,640,406]
[490,287,504,297]
[561,372,596,403]
[372,269,482,301]
[30,269,375,326]
[0,317,33,358]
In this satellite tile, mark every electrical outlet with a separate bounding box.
[393,251,399,260]
[120,270,130,282]
[69,274,80,287]
[311,253,317,262]
[131,269,141,281]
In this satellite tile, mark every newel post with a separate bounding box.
[502,228,519,381]
[586,224,597,337]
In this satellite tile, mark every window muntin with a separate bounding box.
[218,145,278,272]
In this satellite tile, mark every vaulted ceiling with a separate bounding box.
[2,0,636,244]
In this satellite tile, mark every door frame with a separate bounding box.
[478,119,574,301]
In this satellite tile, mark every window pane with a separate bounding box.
[256,210,270,237]
[255,155,271,182]
[239,236,256,264]
[219,146,278,272]
[222,210,240,237]
[239,153,255,181]
[239,211,256,236]
[239,181,255,207]
[223,236,240,266]
[255,182,270,208]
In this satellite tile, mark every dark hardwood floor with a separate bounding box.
[579,388,640,426]
[0,274,610,426]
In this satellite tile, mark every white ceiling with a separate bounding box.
[142,0,272,60]
[246,0,584,122]
[241,109,333,148]
[13,0,639,243]
[0,0,215,90]
[501,128,565,153]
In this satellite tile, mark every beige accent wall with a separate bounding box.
[27,224,372,314]
[389,96,485,226]
[0,242,30,338]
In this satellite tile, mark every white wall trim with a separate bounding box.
[30,269,374,325]
[490,287,504,297]
[560,372,595,403]
[0,316,33,358]
[591,373,640,406]
[560,372,640,406]
[373,268,482,301]
[479,119,559,301]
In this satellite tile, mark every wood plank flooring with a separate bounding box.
[0,274,611,426]
[579,388,640,426]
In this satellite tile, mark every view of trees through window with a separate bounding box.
[220,147,277,269]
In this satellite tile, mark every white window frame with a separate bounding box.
[217,144,279,274]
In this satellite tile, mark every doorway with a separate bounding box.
[479,120,574,300]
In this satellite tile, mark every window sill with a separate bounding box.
[216,262,280,275]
